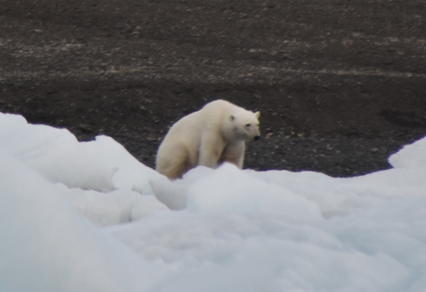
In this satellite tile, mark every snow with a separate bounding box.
[0,112,425,292]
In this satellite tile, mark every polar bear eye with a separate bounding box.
[245,123,251,127]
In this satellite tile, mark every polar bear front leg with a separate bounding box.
[198,133,225,168]
[221,141,245,168]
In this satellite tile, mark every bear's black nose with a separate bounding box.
[254,135,260,141]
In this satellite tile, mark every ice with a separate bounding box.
[389,137,426,169]
[0,113,159,193]
[0,112,425,292]
[65,186,168,226]
[0,154,144,292]
[0,113,165,225]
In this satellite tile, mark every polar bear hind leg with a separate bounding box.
[156,146,190,179]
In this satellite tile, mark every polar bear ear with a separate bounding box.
[255,111,261,119]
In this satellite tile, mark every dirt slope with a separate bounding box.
[1,0,425,176]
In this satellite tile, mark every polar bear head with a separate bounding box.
[228,109,261,141]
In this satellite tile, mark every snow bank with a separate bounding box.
[0,113,166,225]
[0,154,145,292]
[1,112,425,292]
[0,113,159,192]
[116,145,426,291]
[389,137,426,169]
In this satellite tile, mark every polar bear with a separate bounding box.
[155,99,261,179]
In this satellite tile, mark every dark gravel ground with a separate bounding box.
[1,0,425,177]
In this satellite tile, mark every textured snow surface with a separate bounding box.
[1,112,425,292]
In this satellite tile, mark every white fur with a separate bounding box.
[155,99,260,179]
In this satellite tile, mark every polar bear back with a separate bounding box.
[158,100,233,155]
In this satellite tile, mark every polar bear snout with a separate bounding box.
[246,127,260,141]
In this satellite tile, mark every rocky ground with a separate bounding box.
[0,0,425,176]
